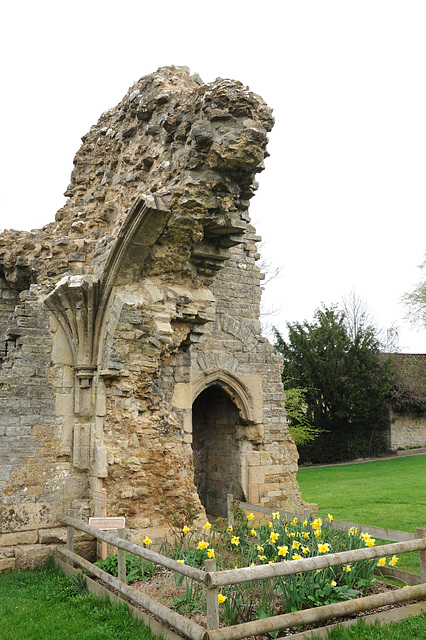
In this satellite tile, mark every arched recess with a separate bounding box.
[191,371,262,517]
[192,384,245,517]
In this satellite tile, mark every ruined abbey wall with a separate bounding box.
[0,67,303,571]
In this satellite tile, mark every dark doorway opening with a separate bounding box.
[192,385,244,517]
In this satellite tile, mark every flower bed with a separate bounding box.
[95,507,401,628]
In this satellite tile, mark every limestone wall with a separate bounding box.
[389,409,426,451]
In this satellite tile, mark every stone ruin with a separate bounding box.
[0,66,303,570]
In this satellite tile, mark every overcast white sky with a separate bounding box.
[1,1,425,352]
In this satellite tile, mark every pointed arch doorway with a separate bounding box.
[192,384,245,517]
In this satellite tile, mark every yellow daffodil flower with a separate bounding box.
[292,553,302,560]
[197,540,208,550]
[303,519,308,527]
[311,518,322,530]
[218,593,227,604]
[258,555,266,561]
[182,525,190,534]
[144,537,152,546]
[301,546,310,555]
[207,548,215,558]
[389,555,399,566]
[348,527,358,536]
[268,560,275,564]
[247,513,254,521]
[227,525,233,533]
[270,531,279,542]
[317,543,330,553]
[365,539,375,547]
[230,536,240,546]
[177,559,184,564]
[314,529,322,537]
[268,521,273,528]
[272,511,280,520]
[250,529,256,536]
[291,517,298,525]
[203,521,211,530]
[257,545,264,552]
[292,540,301,549]
[377,557,386,567]
[328,514,333,522]
[302,532,310,539]
[278,545,288,556]
[330,580,337,587]
[343,564,351,572]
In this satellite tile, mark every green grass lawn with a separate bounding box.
[0,560,156,640]
[297,455,426,533]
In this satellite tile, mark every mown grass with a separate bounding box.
[318,615,426,639]
[0,559,157,640]
[297,455,426,572]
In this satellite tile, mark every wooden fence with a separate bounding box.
[56,505,426,640]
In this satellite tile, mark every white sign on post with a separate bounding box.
[89,517,126,530]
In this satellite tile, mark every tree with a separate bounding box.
[274,304,392,464]
[282,380,323,446]
[401,253,426,330]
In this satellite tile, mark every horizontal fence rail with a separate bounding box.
[58,514,205,583]
[205,537,426,587]
[57,546,206,640]
[207,583,426,640]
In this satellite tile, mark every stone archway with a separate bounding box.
[192,385,245,517]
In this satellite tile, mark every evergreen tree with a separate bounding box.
[274,305,391,464]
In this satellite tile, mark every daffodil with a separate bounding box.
[303,519,308,527]
[377,557,386,567]
[218,593,227,604]
[330,580,337,587]
[247,513,254,521]
[258,555,266,561]
[177,559,184,564]
[197,540,208,550]
[311,518,322,530]
[207,548,215,558]
[272,511,280,520]
[328,514,333,522]
[227,525,233,533]
[314,529,322,537]
[257,545,264,552]
[302,532,310,539]
[343,564,351,572]
[182,525,190,534]
[268,521,273,528]
[292,540,301,549]
[348,527,358,536]
[301,546,310,555]
[144,537,152,546]
[231,536,240,546]
[292,553,302,560]
[291,517,298,525]
[278,545,288,556]
[270,531,279,542]
[203,521,211,530]
[250,529,256,536]
[389,555,399,566]
[365,539,375,547]
[317,543,330,553]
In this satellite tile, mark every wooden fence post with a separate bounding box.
[205,558,219,631]
[227,494,234,528]
[117,528,127,584]
[416,527,426,582]
[66,508,75,567]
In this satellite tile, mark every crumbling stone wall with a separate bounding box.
[0,66,303,570]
